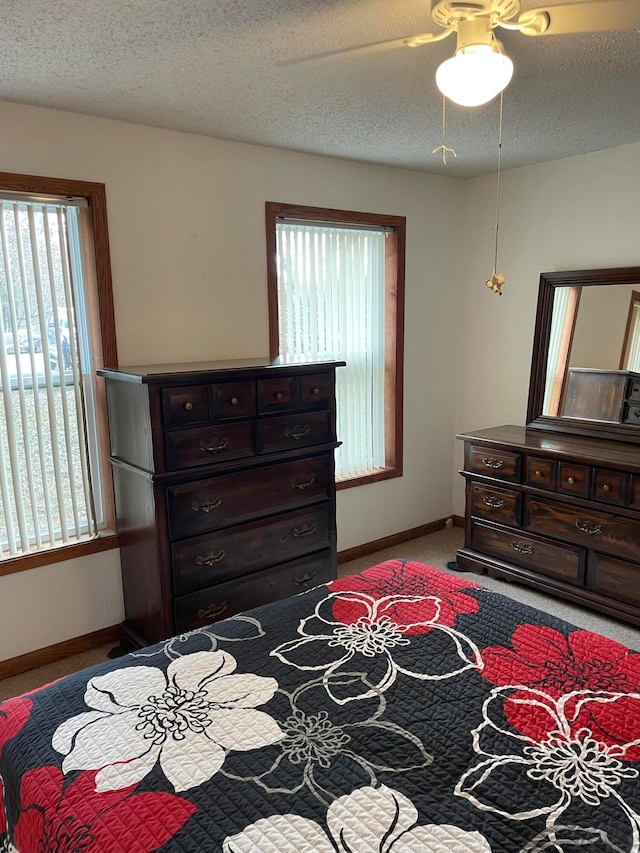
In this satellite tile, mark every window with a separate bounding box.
[0,173,117,572]
[620,290,640,371]
[266,202,405,488]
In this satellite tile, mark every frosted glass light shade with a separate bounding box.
[436,44,513,107]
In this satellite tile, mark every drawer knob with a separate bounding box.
[199,437,229,454]
[634,410,640,420]
[276,392,284,401]
[230,397,239,406]
[191,497,222,513]
[197,601,228,621]
[195,549,226,567]
[511,541,534,555]
[482,496,505,509]
[567,476,575,485]
[535,470,543,478]
[184,402,193,411]
[293,523,318,538]
[285,424,310,441]
[575,518,603,536]
[293,571,317,587]
[291,475,316,490]
[602,484,610,492]
[312,387,321,396]
[482,456,504,469]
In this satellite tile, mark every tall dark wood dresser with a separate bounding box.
[98,358,343,649]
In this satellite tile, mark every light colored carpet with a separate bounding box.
[1,526,638,702]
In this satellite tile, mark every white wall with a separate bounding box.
[453,142,640,513]
[0,100,463,662]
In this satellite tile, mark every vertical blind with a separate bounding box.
[276,221,386,479]
[0,198,98,558]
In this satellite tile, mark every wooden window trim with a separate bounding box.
[0,172,119,573]
[619,289,640,369]
[265,201,405,489]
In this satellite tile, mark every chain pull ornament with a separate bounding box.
[432,96,457,165]
[486,92,505,295]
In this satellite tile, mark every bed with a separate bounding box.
[1,559,640,852]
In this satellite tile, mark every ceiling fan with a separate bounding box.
[292,0,640,107]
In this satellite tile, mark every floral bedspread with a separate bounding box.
[1,559,640,852]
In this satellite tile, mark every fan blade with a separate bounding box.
[521,0,640,36]
[279,29,452,67]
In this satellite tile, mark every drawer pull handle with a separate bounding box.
[199,437,229,454]
[312,387,321,396]
[285,424,310,440]
[184,401,193,411]
[482,496,505,509]
[567,476,576,485]
[191,498,222,513]
[276,392,284,401]
[634,410,640,420]
[293,523,318,538]
[197,601,227,621]
[293,572,317,587]
[602,484,611,492]
[230,397,239,406]
[575,519,602,536]
[535,470,543,478]
[292,475,316,490]
[511,541,533,555]
[482,456,504,469]
[195,549,226,567]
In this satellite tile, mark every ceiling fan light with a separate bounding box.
[436,44,513,107]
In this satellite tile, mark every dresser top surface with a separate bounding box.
[457,424,640,470]
[98,357,346,384]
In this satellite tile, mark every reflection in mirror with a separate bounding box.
[542,283,640,422]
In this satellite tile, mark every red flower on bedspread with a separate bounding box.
[11,767,196,853]
[480,624,640,760]
[0,698,32,758]
[329,560,480,635]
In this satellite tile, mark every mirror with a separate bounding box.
[527,267,640,443]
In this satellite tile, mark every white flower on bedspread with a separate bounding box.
[223,783,492,852]
[455,686,640,851]
[52,650,283,793]
[271,591,482,703]
[130,615,265,661]
[222,674,433,805]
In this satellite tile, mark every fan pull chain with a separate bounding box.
[432,96,457,165]
[486,91,505,295]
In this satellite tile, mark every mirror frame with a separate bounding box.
[527,266,640,444]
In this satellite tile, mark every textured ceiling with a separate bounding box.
[1,0,639,178]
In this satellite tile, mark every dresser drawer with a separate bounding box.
[165,422,254,470]
[174,550,335,631]
[171,506,331,596]
[526,456,556,490]
[211,381,255,420]
[558,462,590,498]
[592,468,627,505]
[257,376,295,413]
[162,385,209,427]
[623,402,640,425]
[258,411,332,454]
[469,483,520,526]
[468,446,520,482]
[526,497,640,563]
[589,553,640,607]
[627,376,640,401]
[470,520,584,585]
[299,373,332,409]
[167,455,333,539]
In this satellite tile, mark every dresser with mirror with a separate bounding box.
[456,267,640,626]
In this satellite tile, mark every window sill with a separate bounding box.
[336,466,402,490]
[0,532,120,578]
